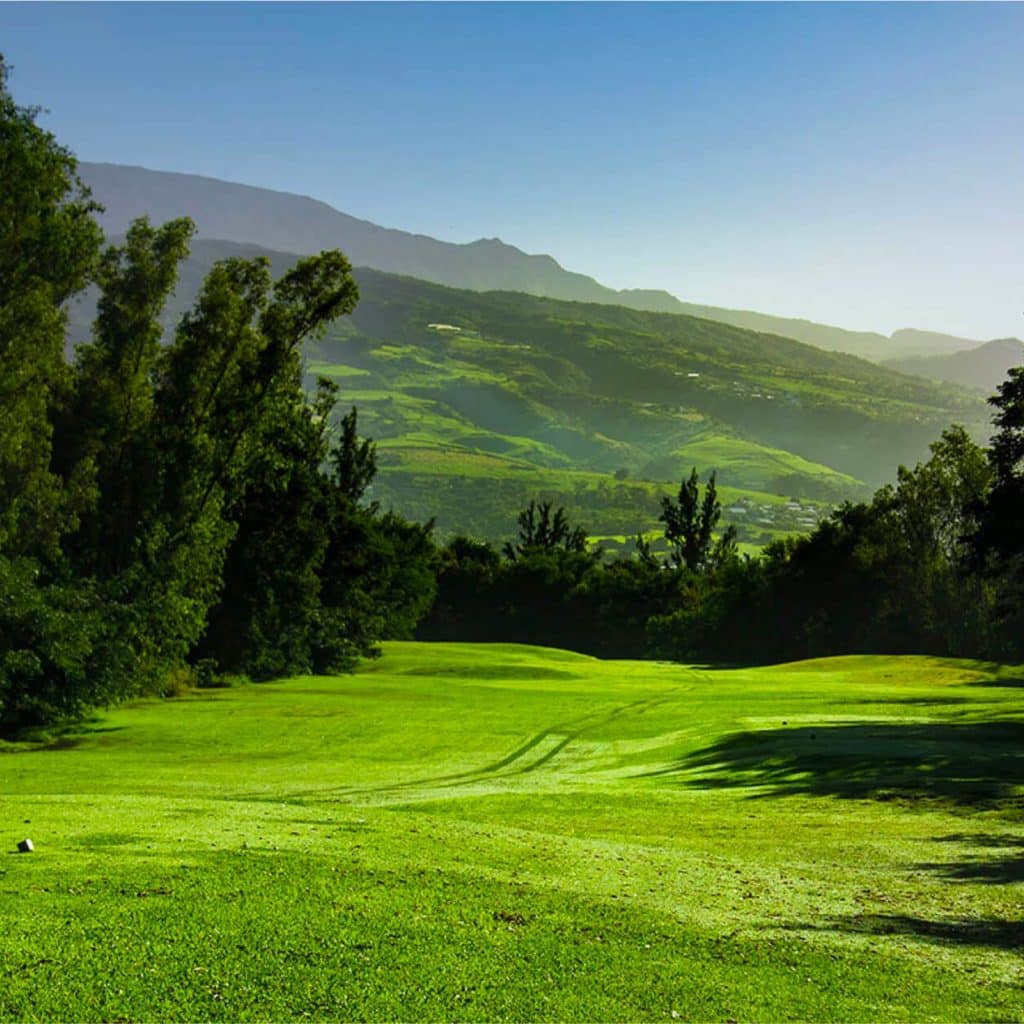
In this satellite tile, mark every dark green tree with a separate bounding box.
[417,537,502,642]
[659,468,736,572]
[148,251,359,681]
[0,57,104,730]
[333,405,377,503]
[0,56,102,559]
[975,366,1024,656]
[979,367,1024,559]
[55,231,361,700]
[196,377,339,679]
[503,500,589,560]
[58,217,196,576]
[315,406,437,670]
[884,425,993,653]
[724,426,996,662]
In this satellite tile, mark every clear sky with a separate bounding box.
[3,2,1022,339]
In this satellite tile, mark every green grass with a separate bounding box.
[645,432,863,494]
[3,643,1022,1021]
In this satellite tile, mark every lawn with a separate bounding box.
[2,644,1021,1021]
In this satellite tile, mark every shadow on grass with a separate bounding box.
[645,718,1024,807]
[41,724,127,751]
[781,913,1024,950]
[846,696,993,707]
[0,722,129,751]
[916,833,1024,885]
[969,676,1024,689]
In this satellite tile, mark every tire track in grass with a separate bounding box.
[270,671,708,804]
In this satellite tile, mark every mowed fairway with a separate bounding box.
[2,644,1022,1022]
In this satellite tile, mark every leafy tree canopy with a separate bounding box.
[659,468,737,573]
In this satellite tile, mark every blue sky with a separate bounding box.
[3,2,1022,339]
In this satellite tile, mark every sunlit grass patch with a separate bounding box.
[2,643,1021,1021]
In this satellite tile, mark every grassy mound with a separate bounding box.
[2,643,1022,1021]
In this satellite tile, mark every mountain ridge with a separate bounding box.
[883,337,1024,394]
[79,161,993,363]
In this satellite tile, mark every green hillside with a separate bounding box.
[3,643,1021,1021]
[301,266,987,539]
[67,241,992,543]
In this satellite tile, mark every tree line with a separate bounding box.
[2,59,1022,734]
[420,414,1022,667]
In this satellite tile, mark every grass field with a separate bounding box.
[2,643,1022,1021]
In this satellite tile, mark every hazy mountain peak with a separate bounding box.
[883,336,1024,393]
[78,161,989,364]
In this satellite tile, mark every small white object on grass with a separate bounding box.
[17,838,34,853]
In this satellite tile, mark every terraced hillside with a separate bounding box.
[67,240,991,542]
[2,643,1021,1021]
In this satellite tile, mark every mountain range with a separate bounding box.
[78,163,1009,365]
[883,337,1024,395]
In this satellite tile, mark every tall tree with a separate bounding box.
[0,57,105,730]
[57,234,361,700]
[975,366,1024,655]
[0,56,102,559]
[196,377,338,679]
[980,367,1024,558]
[503,500,588,559]
[659,468,736,572]
[315,406,436,671]
[138,249,360,684]
[884,425,992,652]
[58,217,195,575]
[333,405,377,503]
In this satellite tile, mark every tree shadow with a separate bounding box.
[780,913,1024,950]
[681,661,762,672]
[644,718,1024,807]
[0,722,128,751]
[40,723,126,751]
[845,696,987,708]
[969,676,1024,689]
[916,833,1024,885]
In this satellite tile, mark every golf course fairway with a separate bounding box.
[2,642,1022,1022]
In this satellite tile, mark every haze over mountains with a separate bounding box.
[883,338,1024,395]
[79,163,1006,365]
